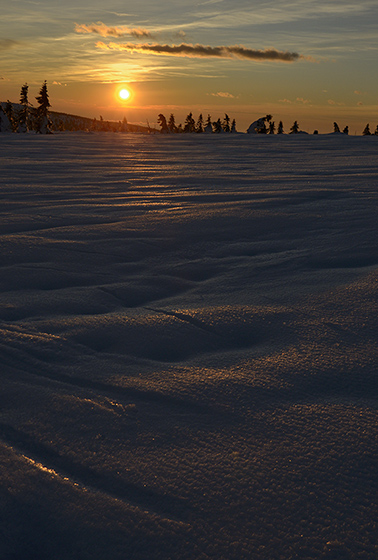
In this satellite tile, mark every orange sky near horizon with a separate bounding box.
[1,0,377,133]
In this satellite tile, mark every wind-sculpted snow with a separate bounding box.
[1,133,378,559]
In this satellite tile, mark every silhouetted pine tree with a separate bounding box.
[168,113,176,133]
[268,121,275,134]
[0,105,12,132]
[231,119,237,133]
[343,126,349,135]
[4,100,16,132]
[157,113,169,133]
[35,81,52,133]
[196,113,204,133]
[204,114,213,133]
[223,113,230,132]
[374,125,378,136]
[18,83,30,132]
[120,116,128,132]
[362,123,371,135]
[333,122,340,133]
[184,112,195,133]
[277,121,284,134]
[213,118,222,133]
[290,120,299,134]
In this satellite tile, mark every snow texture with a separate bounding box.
[1,132,378,560]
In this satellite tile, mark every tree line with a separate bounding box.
[2,83,377,135]
[157,112,378,135]
[0,82,52,133]
[248,116,378,135]
[157,112,237,133]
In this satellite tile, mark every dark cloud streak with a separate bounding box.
[97,41,301,62]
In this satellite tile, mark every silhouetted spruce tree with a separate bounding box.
[333,122,340,133]
[258,114,271,134]
[213,118,222,133]
[4,100,16,132]
[223,113,230,132]
[362,123,371,135]
[268,121,275,134]
[343,126,349,135]
[196,113,204,133]
[120,116,128,132]
[277,121,284,134]
[168,113,176,133]
[18,83,31,132]
[157,113,169,133]
[374,125,378,136]
[0,105,12,132]
[35,81,52,133]
[184,112,195,133]
[203,114,213,133]
[231,119,237,133]
[290,120,299,134]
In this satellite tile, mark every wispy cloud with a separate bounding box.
[0,39,20,51]
[211,91,237,98]
[97,41,301,62]
[191,1,377,29]
[279,97,313,104]
[327,99,344,106]
[75,22,153,39]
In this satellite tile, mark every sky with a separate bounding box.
[1,0,377,132]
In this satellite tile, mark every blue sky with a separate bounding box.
[1,0,377,132]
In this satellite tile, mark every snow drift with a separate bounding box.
[0,132,378,560]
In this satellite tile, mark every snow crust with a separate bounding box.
[1,132,378,559]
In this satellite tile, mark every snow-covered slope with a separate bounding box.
[1,133,378,559]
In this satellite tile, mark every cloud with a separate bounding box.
[75,22,152,39]
[175,30,187,39]
[0,39,19,51]
[296,97,310,104]
[96,41,301,62]
[211,91,236,98]
[328,99,344,106]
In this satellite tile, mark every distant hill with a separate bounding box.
[49,110,155,133]
[0,102,156,133]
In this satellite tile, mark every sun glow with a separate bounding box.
[119,88,131,100]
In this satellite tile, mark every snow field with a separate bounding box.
[0,132,378,559]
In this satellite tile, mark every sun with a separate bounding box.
[119,88,130,101]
